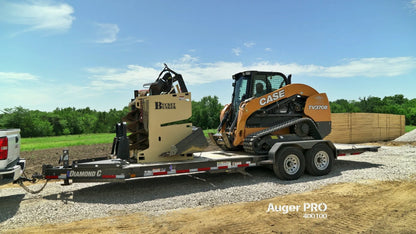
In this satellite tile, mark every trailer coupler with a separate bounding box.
[14,175,36,183]
[14,172,49,194]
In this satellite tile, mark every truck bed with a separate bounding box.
[0,129,24,185]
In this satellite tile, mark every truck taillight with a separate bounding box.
[0,137,8,160]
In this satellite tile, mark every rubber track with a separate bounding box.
[243,117,321,154]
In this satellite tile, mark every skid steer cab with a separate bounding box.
[119,64,208,163]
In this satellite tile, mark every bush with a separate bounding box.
[0,106,129,137]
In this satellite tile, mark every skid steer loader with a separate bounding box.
[209,71,331,154]
[121,64,208,163]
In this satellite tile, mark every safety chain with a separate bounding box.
[15,172,49,194]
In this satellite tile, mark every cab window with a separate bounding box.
[252,74,286,98]
[269,74,287,90]
[232,76,248,111]
[253,79,267,97]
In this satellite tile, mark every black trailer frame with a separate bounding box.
[42,140,379,184]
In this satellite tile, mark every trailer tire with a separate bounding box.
[273,146,305,180]
[305,143,334,176]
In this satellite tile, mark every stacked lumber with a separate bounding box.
[324,113,405,143]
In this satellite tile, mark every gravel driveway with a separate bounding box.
[1,144,415,230]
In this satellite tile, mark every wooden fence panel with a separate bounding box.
[324,113,405,143]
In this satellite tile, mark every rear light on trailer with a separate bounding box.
[0,137,8,160]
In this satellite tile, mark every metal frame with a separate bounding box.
[41,140,379,184]
[42,150,268,184]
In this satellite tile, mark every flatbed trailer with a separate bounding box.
[41,140,379,184]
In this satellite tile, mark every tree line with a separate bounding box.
[0,96,223,138]
[1,94,413,138]
[330,94,416,125]
[190,96,223,130]
[0,107,130,137]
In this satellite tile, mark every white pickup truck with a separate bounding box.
[0,129,25,185]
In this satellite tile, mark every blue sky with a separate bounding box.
[0,0,415,111]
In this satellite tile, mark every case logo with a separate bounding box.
[259,90,285,106]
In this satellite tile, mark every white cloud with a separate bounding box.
[0,0,75,34]
[232,48,242,56]
[85,56,416,91]
[244,42,256,48]
[95,23,120,43]
[180,54,199,63]
[2,56,414,111]
[0,82,98,111]
[86,65,159,90]
[0,72,38,82]
[229,57,416,78]
[85,67,121,74]
[411,0,416,10]
[291,57,416,78]
[86,61,242,91]
[171,61,245,84]
[265,48,272,52]
[109,37,144,46]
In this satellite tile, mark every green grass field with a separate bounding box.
[405,125,416,132]
[21,133,115,151]
[21,130,218,152]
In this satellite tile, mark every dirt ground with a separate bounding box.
[21,143,114,176]
[5,142,415,233]
[4,179,415,233]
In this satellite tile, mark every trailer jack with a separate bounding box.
[59,149,71,185]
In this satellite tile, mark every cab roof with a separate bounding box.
[232,71,291,84]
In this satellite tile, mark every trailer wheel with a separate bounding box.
[273,147,305,180]
[305,143,334,176]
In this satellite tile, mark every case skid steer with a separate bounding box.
[209,71,331,155]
